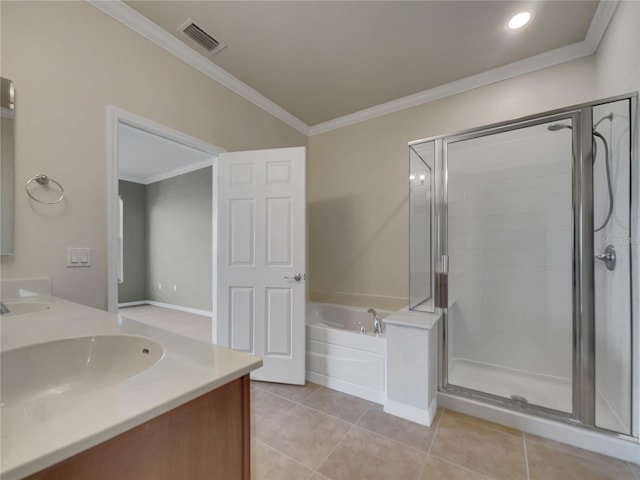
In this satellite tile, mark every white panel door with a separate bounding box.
[217,147,306,384]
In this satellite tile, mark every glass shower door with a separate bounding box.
[444,116,576,413]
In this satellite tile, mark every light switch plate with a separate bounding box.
[67,248,91,267]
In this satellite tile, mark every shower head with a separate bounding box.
[547,123,572,131]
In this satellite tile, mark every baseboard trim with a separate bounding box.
[118,300,213,318]
[118,301,147,308]
[384,399,436,426]
[438,392,640,463]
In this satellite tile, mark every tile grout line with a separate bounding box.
[349,423,429,457]
[422,409,513,480]
[425,409,444,456]
[266,396,363,430]
[416,408,445,479]
[254,384,376,428]
[313,421,356,477]
[333,399,443,456]
[353,402,373,425]
[251,387,371,478]
[352,404,438,453]
[253,399,348,479]
[301,402,372,427]
[428,455,497,480]
[523,433,531,480]
[254,439,316,479]
[252,383,317,409]
[300,388,449,457]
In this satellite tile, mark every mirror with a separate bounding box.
[1,77,15,255]
[408,140,435,312]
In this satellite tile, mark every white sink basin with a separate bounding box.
[1,335,165,407]
[2,302,51,316]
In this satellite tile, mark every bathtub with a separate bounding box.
[306,303,387,403]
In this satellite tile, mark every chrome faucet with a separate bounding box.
[0,300,10,315]
[367,308,383,335]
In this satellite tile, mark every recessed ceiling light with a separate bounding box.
[507,11,532,30]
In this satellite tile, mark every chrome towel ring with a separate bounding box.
[25,174,65,205]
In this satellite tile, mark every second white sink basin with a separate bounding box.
[1,335,165,407]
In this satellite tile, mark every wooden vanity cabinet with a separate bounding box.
[27,375,251,480]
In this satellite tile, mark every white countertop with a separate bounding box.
[0,296,262,480]
[383,308,441,330]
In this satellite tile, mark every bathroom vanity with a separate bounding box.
[24,376,250,480]
[0,280,262,480]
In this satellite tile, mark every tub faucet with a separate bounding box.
[367,308,383,335]
[0,301,10,315]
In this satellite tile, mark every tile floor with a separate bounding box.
[118,306,638,479]
[251,381,640,480]
[118,304,212,342]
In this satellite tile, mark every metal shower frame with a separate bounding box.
[409,92,638,439]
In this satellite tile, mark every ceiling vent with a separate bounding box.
[179,18,226,56]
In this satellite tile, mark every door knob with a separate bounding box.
[284,273,303,281]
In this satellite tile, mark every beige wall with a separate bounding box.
[0,1,306,309]
[308,59,600,310]
[595,0,640,97]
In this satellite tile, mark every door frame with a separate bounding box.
[106,107,225,343]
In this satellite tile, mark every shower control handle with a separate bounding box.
[595,244,616,271]
[284,273,303,281]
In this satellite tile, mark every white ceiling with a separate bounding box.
[118,124,213,183]
[122,0,604,129]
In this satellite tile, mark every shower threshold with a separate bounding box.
[447,358,626,433]
[448,358,572,412]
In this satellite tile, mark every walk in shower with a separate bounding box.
[409,94,637,437]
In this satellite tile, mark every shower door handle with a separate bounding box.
[284,273,304,281]
[595,245,616,271]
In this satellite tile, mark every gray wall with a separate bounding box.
[118,180,147,303]
[118,168,212,311]
[146,167,212,311]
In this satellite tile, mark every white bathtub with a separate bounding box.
[306,303,387,403]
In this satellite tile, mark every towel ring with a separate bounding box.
[25,174,65,205]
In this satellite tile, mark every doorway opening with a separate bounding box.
[107,107,225,343]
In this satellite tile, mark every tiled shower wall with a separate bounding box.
[447,124,574,379]
[593,99,632,433]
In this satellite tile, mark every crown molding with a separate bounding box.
[89,0,617,138]
[308,1,619,136]
[584,0,619,52]
[88,0,310,136]
[308,41,592,135]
